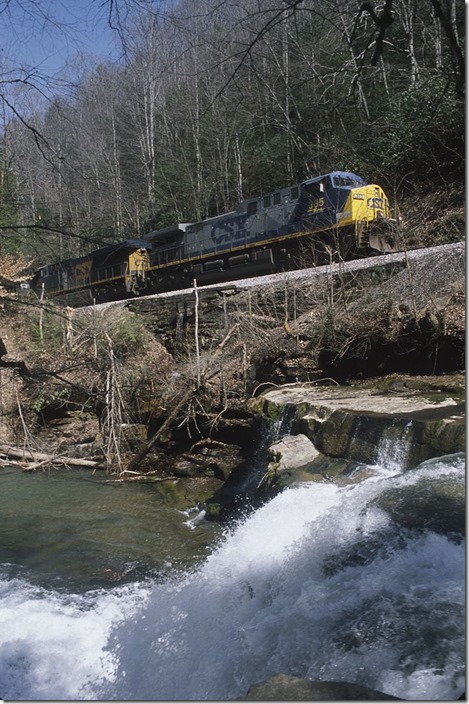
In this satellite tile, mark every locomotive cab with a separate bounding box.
[298,171,400,254]
[126,247,151,294]
[30,239,152,304]
[86,240,152,296]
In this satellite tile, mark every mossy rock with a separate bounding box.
[303,454,353,481]
[264,454,354,492]
[243,674,401,700]
[155,476,224,511]
[420,414,465,457]
[374,476,465,537]
[204,502,222,520]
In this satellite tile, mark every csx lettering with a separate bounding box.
[367,197,384,209]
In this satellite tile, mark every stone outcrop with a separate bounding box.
[264,434,325,489]
[267,433,320,472]
[249,376,465,485]
[173,438,244,481]
[242,674,401,700]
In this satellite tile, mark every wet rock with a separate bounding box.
[263,434,325,490]
[155,438,249,514]
[375,458,465,537]
[268,433,320,472]
[242,674,401,700]
[205,502,221,520]
[154,476,224,511]
[173,439,244,480]
[249,382,465,469]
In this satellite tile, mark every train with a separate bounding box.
[28,170,401,306]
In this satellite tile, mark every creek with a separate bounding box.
[0,446,465,700]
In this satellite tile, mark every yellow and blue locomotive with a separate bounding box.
[144,170,399,290]
[30,239,151,305]
[29,171,400,304]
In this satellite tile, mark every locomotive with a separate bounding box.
[29,170,400,306]
[30,239,152,306]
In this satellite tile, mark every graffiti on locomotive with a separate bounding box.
[211,214,247,246]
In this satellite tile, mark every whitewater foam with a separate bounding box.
[0,454,464,701]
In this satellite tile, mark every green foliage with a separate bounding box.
[32,387,70,414]
[108,312,153,359]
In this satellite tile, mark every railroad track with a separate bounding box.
[88,242,464,313]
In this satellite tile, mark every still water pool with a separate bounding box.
[0,466,221,590]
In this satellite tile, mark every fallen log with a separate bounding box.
[106,475,178,483]
[0,444,105,469]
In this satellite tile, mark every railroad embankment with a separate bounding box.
[0,242,465,515]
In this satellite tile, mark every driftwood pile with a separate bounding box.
[0,444,179,481]
[0,444,105,471]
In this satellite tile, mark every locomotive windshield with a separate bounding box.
[333,174,365,188]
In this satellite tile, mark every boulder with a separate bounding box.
[267,433,320,472]
[154,476,224,511]
[173,439,244,480]
[264,434,326,489]
[242,674,401,700]
[375,459,465,537]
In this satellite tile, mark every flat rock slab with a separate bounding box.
[256,385,461,418]
[268,433,320,471]
[250,384,465,468]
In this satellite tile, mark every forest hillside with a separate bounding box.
[0,0,464,266]
[0,0,464,485]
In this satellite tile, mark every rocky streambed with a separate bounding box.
[150,372,466,525]
[247,374,465,492]
[236,376,465,701]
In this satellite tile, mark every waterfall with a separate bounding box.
[0,454,464,701]
[267,402,296,442]
[374,419,414,473]
[219,404,298,502]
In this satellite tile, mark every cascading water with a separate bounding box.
[0,450,464,701]
[370,419,414,475]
